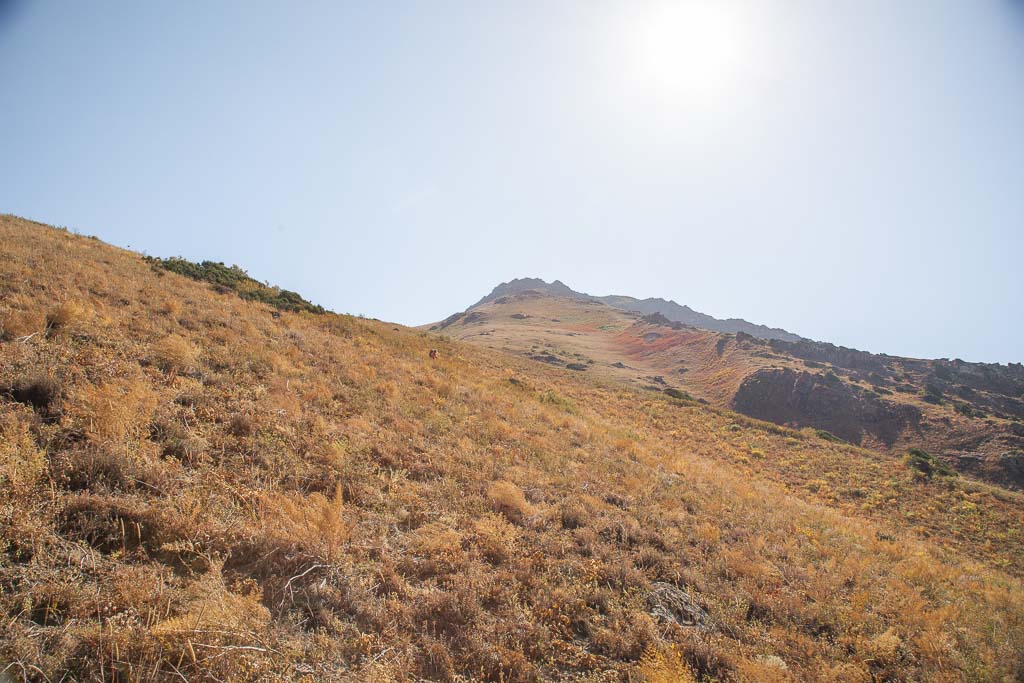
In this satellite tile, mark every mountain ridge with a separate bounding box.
[434,284,1024,489]
[469,277,804,342]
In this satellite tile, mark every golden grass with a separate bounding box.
[1,215,1023,681]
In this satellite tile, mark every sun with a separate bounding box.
[627,1,746,102]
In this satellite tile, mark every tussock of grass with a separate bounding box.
[1,215,1023,681]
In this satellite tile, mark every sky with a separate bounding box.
[1,1,1022,363]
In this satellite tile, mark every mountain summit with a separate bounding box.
[434,276,1024,489]
[469,277,803,342]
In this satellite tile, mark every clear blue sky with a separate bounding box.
[2,1,1022,363]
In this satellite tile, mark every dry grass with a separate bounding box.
[1,215,1023,681]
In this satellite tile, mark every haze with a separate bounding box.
[1,1,1022,362]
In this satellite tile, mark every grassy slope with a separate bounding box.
[436,294,1022,474]
[1,215,1023,681]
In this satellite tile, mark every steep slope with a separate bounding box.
[433,288,1024,489]
[3,215,1024,681]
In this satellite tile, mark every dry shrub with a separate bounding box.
[416,636,457,680]
[8,372,61,416]
[72,377,157,445]
[638,644,698,683]
[560,500,588,529]
[411,522,463,558]
[473,513,519,564]
[262,485,351,562]
[465,641,538,683]
[0,413,46,495]
[4,218,1024,681]
[414,589,480,640]
[161,298,182,318]
[404,522,465,578]
[863,627,904,678]
[487,481,534,523]
[0,308,47,340]
[162,433,209,466]
[50,447,137,492]
[149,562,273,676]
[228,414,255,437]
[150,335,198,373]
[46,301,86,332]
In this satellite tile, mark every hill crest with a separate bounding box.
[468,277,803,342]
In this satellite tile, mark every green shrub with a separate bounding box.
[906,448,956,478]
[663,388,693,401]
[815,429,845,444]
[145,256,326,314]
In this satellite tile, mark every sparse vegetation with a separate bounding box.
[2,216,1024,681]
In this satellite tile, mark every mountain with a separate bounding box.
[433,283,1024,489]
[466,277,803,342]
[3,215,1024,681]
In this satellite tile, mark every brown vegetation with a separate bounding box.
[1,215,1023,681]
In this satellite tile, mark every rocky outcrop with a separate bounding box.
[599,295,803,342]
[646,582,710,629]
[470,278,584,308]
[768,339,891,373]
[733,368,920,446]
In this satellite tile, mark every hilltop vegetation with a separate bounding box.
[2,215,1024,681]
[144,255,327,314]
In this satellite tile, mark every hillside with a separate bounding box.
[468,278,803,342]
[2,215,1024,681]
[434,286,1024,490]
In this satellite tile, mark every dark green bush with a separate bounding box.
[145,256,326,314]
[906,448,956,478]
[815,429,845,444]
[663,387,693,401]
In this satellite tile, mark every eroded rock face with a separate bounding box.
[769,339,889,373]
[732,368,920,446]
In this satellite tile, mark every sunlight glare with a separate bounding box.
[629,1,747,102]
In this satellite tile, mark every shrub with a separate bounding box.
[261,485,351,562]
[906,448,956,478]
[72,378,157,445]
[815,429,845,444]
[0,308,47,340]
[149,335,198,374]
[45,301,85,331]
[0,414,46,493]
[638,645,698,682]
[8,373,60,416]
[228,414,255,437]
[473,513,519,564]
[145,256,326,314]
[487,481,534,523]
[664,387,692,401]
